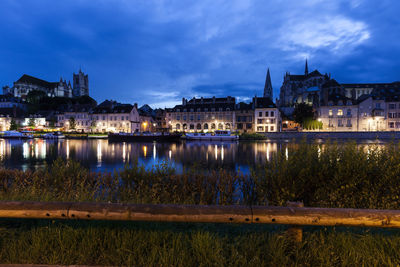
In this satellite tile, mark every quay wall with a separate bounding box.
[259,131,400,140]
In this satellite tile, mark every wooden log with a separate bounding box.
[1,201,400,229]
[286,202,304,243]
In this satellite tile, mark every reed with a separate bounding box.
[1,141,400,209]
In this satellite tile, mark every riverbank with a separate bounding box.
[246,131,400,140]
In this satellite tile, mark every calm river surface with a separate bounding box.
[0,138,389,173]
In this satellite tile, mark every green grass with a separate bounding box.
[1,220,400,266]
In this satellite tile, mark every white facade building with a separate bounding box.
[254,97,280,132]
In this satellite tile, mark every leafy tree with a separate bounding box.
[9,119,18,130]
[293,103,315,126]
[90,119,97,133]
[28,118,36,127]
[68,117,76,130]
[26,90,47,104]
[48,117,56,128]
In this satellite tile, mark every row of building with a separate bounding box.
[2,63,400,133]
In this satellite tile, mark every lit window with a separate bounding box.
[337,109,343,116]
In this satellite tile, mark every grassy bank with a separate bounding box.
[1,141,400,209]
[1,219,400,266]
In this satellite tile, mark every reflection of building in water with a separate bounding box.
[253,142,278,163]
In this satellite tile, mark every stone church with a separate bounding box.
[278,60,332,115]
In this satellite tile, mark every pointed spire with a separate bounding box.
[305,59,309,75]
[263,68,273,99]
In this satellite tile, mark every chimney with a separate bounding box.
[212,96,216,103]
[134,103,138,109]
[201,97,203,104]
[182,98,187,106]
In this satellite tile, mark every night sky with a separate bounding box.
[0,0,399,108]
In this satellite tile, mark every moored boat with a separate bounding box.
[185,130,239,141]
[42,131,65,139]
[108,132,181,142]
[1,130,33,139]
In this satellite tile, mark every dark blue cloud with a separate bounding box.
[0,0,399,108]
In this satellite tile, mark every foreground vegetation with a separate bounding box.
[2,141,400,265]
[1,141,400,209]
[1,219,400,266]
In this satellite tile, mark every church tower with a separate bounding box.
[263,68,273,99]
[305,59,309,75]
[73,69,89,97]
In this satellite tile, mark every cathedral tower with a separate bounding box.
[73,69,89,97]
[263,68,273,99]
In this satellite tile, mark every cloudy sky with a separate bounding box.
[0,0,399,107]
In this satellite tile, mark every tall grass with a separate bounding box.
[1,141,400,208]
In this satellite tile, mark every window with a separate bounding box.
[204,123,208,130]
[190,108,194,112]
[190,124,194,130]
[121,116,124,121]
[376,103,381,108]
[338,119,343,127]
[270,111,274,117]
[329,110,333,116]
[110,117,113,121]
[237,116,241,122]
[183,124,187,130]
[126,116,129,120]
[389,122,395,128]
[265,111,269,117]
[197,115,201,121]
[270,126,274,131]
[219,108,223,111]
[257,126,264,132]
[183,116,187,121]
[211,123,216,129]
[259,112,262,117]
[389,103,396,109]
[176,109,180,112]
[177,115,180,120]
[225,123,231,130]
[257,119,263,124]
[237,123,243,129]
[246,123,252,129]
[204,108,208,112]
[176,124,181,130]
[347,109,351,116]
[190,115,194,121]
[102,116,106,120]
[197,123,202,130]
[218,123,223,129]
[337,109,343,116]
[346,119,352,127]
[197,108,201,112]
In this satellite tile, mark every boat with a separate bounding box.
[42,131,65,139]
[184,130,239,141]
[1,130,33,139]
[108,132,181,142]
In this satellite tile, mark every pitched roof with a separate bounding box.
[254,97,276,108]
[15,74,56,89]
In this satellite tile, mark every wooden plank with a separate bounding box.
[1,201,400,228]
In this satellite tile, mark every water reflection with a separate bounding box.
[0,138,391,173]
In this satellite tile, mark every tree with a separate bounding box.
[28,117,36,127]
[9,119,18,130]
[26,90,47,104]
[90,119,97,133]
[68,117,76,130]
[293,103,315,126]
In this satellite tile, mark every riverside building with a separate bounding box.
[254,97,280,132]
[166,96,236,132]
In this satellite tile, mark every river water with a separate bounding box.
[0,138,389,173]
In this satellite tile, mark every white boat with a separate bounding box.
[185,130,239,141]
[1,130,33,139]
[42,132,65,139]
